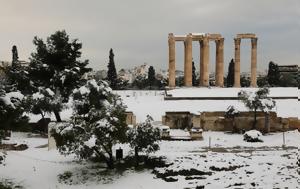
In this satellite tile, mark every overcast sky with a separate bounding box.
[0,0,299,73]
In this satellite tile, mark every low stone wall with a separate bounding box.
[288,117,300,130]
[162,112,193,129]
[162,111,299,132]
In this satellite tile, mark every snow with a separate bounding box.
[45,88,55,96]
[191,33,206,36]
[32,92,44,100]
[0,130,299,189]
[244,130,262,139]
[84,135,96,148]
[6,91,24,100]
[167,87,298,98]
[115,88,299,122]
[0,91,24,108]
[77,86,90,95]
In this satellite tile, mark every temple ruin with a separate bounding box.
[168,33,257,88]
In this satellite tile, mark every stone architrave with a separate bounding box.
[184,34,193,87]
[234,38,241,87]
[215,38,224,87]
[250,37,258,87]
[168,33,176,88]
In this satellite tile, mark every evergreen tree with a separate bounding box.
[279,73,298,87]
[192,61,197,86]
[6,46,31,93]
[107,48,117,89]
[148,66,156,89]
[132,75,148,89]
[267,61,280,86]
[226,59,235,87]
[28,30,91,122]
[51,79,127,169]
[12,45,19,67]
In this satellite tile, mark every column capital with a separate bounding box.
[251,37,258,48]
[185,34,193,41]
[234,38,241,46]
[168,33,175,45]
[215,38,224,45]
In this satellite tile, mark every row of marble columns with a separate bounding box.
[234,37,258,87]
[168,33,258,88]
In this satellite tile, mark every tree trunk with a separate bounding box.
[93,147,114,169]
[264,112,270,133]
[135,147,139,167]
[54,110,62,122]
[232,117,238,133]
[107,153,114,169]
[252,109,257,130]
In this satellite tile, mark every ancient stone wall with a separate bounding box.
[162,111,298,132]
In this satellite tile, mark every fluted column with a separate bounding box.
[199,41,204,86]
[184,34,193,87]
[234,38,241,87]
[202,37,210,87]
[168,33,176,88]
[215,38,224,87]
[250,37,258,87]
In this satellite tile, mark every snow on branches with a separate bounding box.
[238,87,276,113]
[127,115,160,158]
[51,79,127,168]
[0,88,28,130]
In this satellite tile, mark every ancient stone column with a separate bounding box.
[250,37,258,87]
[215,38,224,87]
[234,38,241,87]
[199,41,204,86]
[184,34,193,87]
[202,37,210,87]
[168,33,176,88]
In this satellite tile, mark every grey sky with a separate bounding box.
[0,0,299,72]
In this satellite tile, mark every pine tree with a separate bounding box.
[6,45,31,93]
[192,61,197,86]
[12,45,19,67]
[107,48,117,89]
[148,66,156,89]
[267,61,280,86]
[29,30,91,122]
[226,59,235,87]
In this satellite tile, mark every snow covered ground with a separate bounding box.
[117,88,299,122]
[0,131,299,189]
[28,88,300,123]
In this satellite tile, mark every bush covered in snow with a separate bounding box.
[51,79,127,169]
[0,88,29,130]
[243,130,263,142]
[238,87,275,130]
[127,115,160,164]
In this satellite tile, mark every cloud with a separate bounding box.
[0,0,299,72]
